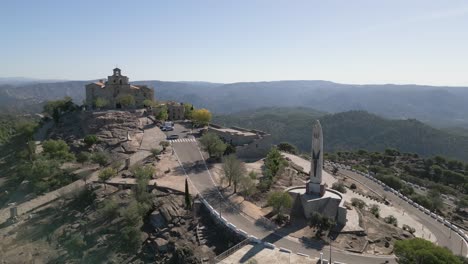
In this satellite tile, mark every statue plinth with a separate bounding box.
[307,180,325,197]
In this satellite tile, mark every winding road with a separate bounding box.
[330,165,468,258]
[168,124,396,264]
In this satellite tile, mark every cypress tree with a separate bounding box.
[185,178,192,209]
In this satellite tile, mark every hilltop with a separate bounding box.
[213,108,468,161]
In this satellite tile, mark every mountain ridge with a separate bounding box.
[213,107,468,161]
[2,79,468,128]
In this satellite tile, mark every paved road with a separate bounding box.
[168,124,395,264]
[331,165,468,258]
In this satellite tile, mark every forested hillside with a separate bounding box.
[2,79,468,128]
[213,108,468,161]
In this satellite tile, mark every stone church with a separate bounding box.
[85,68,154,109]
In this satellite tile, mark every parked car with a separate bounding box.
[167,134,179,140]
[162,126,174,131]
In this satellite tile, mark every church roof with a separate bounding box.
[94,81,105,87]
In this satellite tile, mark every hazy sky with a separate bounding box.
[1,0,468,85]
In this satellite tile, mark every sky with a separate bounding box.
[1,0,468,86]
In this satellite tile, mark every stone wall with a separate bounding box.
[167,103,185,120]
[287,187,347,226]
[208,128,257,145]
[208,124,272,160]
[236,134,272,160]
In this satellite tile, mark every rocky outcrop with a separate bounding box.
[81,111,143,154]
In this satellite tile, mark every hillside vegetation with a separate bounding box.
[213,108,468,161]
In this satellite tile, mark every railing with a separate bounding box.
[214,238,251,263]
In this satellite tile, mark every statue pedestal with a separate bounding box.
[306,181,325,197]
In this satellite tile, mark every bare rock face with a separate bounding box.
[155,238,169,252]
[155,194,186,224]
[81,111,143,154]
[121,141,139,154]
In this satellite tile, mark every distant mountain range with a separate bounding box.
[213,108,468,161]
[1,78,468,128]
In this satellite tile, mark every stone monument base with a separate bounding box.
[306,181,325,197]
[287,186,347,226]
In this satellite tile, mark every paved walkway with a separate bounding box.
[129,117,166,166]
[221,243,317,264]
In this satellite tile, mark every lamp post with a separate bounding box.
[461,238,464,256]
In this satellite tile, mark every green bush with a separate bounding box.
[370,204,380,218]
[42,139,75,161]
[384,215,398,226]
[150,148,161,157]
[264,147,287,179]
[277,142,298,154]
[395,238,462,264]
[76,151,90,164]
[91,152,109,167]
[331,182,347,193]
[84,135,99,147]
[267,191,292,217]
[402,224,416,234]
[99,198,119,219]
[351,198,366,209]
[258,178,272,192]
[98,167,117,183]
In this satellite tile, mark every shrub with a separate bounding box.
[100,199,119,219]
[42,139,75,161]
[277,142,298,154]
[264,147,287,179]
[91,152,109,167]
[395,238,462,264]
[150,148,161,157]
[248,171,258,180]
[384,215,398,226]
[350,183,357,190]
[331,182,347,193]
[159,141,170,150]
[199,132,226,158]
[370,204,380,218]
[258,178,272,192]
[94,97,109,108]
[117,95,135,108]
[98,167,117,184]
[76,151,90,164]
[351,198,366,209]
[84,135,99,147]
[402,224,416,234]
[267,191,292,217]
[309,212,336,234]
